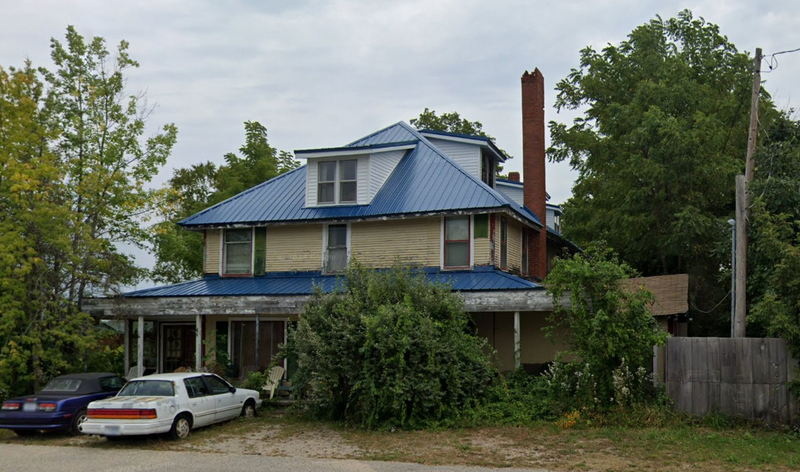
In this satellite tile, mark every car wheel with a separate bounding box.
[168,414,192,440]
[70,409,88,435]
[12,430,36,437]
[241,400,256,418]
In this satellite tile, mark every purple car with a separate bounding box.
[0,372,125,436]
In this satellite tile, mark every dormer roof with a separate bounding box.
[179,122,542,228]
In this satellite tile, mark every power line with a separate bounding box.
[764,47,800,72]
[691,291,731,314]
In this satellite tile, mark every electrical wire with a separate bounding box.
[764,47,800,72]
[690,291,731,314]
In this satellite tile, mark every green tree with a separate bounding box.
[549,10,775,334]
[749,112,800,353]
[151,121,299,282]
[544,245,667,411]
[0,26,171,396]
[288,263,497,429]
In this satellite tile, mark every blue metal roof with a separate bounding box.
[179,122,542,227]
[123,266,542,297]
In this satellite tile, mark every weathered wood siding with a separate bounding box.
[664,337,799,424]
[266,224,323,271]
[351,218,440,267]
[204,230,221,274]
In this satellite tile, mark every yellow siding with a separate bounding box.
[351,218,440,267]
[204,230,221,274]
[266,224,323,271]
[507,220,522,272]
[474,236,491,266]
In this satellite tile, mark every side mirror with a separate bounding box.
[229,386,236,393]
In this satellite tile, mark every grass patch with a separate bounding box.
[1,407,799,471]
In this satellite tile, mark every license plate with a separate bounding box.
[23,403,37,412]
[104,425,121,435]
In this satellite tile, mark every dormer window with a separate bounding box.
[318,159,357,205]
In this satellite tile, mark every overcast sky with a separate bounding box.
[2,0,799,278]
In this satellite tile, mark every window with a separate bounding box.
[99,376,124,392]
[500,217,508,269]
[444,216,470,268]
[184,377,210,398]
[202,375,232,395]
[325,224,348,273]
[118,380,175,397]
[317,159,358,204]
[224,228,252,275]
[481,152,495,187]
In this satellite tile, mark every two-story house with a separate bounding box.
[84,69,684,379]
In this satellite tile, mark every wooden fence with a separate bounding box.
[663,337,798,424]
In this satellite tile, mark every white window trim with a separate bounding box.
[316,158,359,206]
[440,215,474,270]
[321,223,351,274]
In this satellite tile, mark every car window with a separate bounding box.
[41,378,81,392]
[202,375,232,395]
[99,376,124,392]
[118,380,175,397]
[184,377,210,398]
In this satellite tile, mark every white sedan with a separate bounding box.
[80,372,262,440]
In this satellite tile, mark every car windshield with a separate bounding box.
[41,378,81,392]
[117,380,175,397]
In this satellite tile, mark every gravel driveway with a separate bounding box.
[0,444,551,472]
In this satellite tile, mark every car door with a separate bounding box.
[202,375,240,422]
[182,376,215,427]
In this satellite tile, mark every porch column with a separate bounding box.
[137,316,144,377]
[513,311,521,370]
[195,314,203,372]
[123,320,130,376]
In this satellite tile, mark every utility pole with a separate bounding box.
[733,47,762,338]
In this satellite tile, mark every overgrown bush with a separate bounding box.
[458,369,554,426]
[287,263,497,429]
[544,244,667,412]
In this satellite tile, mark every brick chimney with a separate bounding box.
[507,171,520,182]
[521,68,548,280]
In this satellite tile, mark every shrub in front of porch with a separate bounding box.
[544,244,667,413]
[287,263,497,429]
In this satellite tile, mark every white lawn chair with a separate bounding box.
[127,365,143,379]
[261,366,285,400]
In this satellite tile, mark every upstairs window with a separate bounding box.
[444,216,470,268]
[224,228,252,275]
[500,217,508,269]
[325,224,348,273]
[318,159,357,204]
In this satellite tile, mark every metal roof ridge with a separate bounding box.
[179,165,306,226]
[296,140,418,154]
[346,121,411,146]
[418,128,492,142]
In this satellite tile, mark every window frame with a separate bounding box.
[222,227,254,277]
[442,215,472,270]
[322,223,350,274]
[316,159,358,205]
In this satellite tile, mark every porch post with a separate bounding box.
[195,314,202,372]
[123,320,130,376]
[513,311,521,370]
[137,316,144,377]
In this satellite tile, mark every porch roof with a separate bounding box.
[123,266,542,298]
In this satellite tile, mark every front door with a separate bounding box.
[163,325,196,372]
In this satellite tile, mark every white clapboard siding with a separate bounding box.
[427,138,481,179]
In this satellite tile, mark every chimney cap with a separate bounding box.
[507,171,520,182]
[521,68,544,81]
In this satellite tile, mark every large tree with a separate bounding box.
[549,10,775,334]
[151,121,299,283]
[0,27,175,396]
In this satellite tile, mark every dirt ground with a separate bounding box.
[2,408,798,472]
